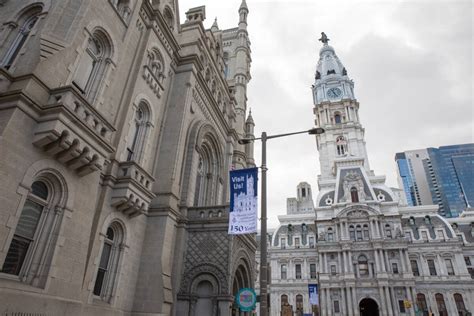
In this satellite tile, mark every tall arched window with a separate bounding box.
[194,133,222,206]
[327,227,334,242]
[350,187,359,203]
[1,7,42,69]
[163,7,174,30]
[454,293,466,314]
[356,225,363,241]
[363,224,370,240]
[1,174,66,287]
[435,293,447,316]
[349,225,355,241]
[416,293,428,314]
[296,294,304,314]
[281,294,289,308]
[336,136,348,156]
[93,222,124,300]
[126,102,151,163]
[334,113,342,124]
[358,255,368,276]
[73,30,113,103]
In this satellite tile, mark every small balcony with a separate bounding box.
[111,161,155,217]
[32,87,115,176]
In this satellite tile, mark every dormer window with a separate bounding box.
[315,71,321,79]
[327,69,336,75]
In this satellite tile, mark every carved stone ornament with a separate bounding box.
[342,170,367,202]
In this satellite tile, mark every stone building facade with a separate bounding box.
[257,36,474,316]
[0,0,256,315]
[312,35,474,316]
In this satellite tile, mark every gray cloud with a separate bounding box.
[180,0,473,227]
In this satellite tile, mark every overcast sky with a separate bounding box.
[179,0,473,228]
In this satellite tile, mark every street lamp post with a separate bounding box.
[238,127,325,316]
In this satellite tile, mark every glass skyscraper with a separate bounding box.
[395,143,474,217]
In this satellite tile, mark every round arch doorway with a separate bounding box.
[359,298,379,316]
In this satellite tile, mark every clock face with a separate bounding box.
[327,87,342,99]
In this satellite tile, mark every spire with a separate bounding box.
[239,0,248,12]
[211,17,219,32]
[239,0,248,25]
[245,109,254,125]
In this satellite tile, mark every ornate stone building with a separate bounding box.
[312,34,474,316]
[257,35,474,316]
[0,0,256,315]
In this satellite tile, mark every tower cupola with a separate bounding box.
[312,33,355,104]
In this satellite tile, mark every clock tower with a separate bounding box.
[312,33,371,182]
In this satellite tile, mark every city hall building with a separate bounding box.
[0,0,256,315]
[257,35,474,316]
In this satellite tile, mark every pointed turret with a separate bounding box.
[239,0,248,26]
[245,109,255,167]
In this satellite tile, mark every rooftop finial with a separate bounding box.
[211,17,219,31]
[319,32,329,45]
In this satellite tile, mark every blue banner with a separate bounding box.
[229,167,258,235]
[308,284,319,305]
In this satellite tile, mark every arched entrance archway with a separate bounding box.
[359,298,379,316]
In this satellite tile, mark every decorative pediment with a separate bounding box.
[336,204,380,218]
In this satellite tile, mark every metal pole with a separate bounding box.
[259,131,268,316]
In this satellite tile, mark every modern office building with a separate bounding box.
[0,1,256,315]
[395,144,474,217]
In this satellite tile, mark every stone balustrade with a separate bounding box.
[32,87,115,176]
[111,161,155,218]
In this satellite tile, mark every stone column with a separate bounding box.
[321,288,327,316]
[326,288,332,315]
[338,252,342,273]
[347,287,354,316]
[341,288,347,316]
[399,249,406,273]
[385,287,394,316]
[406,286,415,316]
[370,220,375,238]
[374,249,380,274]
[379,287,386,316]
[352,287,359,316]
[343,251,347,273]
[319,253,323,273]
[384,251,390,272]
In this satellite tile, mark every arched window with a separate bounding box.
[358,255,368,276]
[163,7,174,30]
[281,294,288,308]
[385,224,392,238]
[435,293,447,316]
[296,294,303,313]
[111,0,131,21]
[416,293,428,314]
[1,7,42,69]
[334,113,342,124]
[93,222,124,300]
[146,48,165,84]
[336,136,348,156]
[349,225,355,241]
[126,102,151,163]
[350,187,359,203]
[327,227,334,242]
[363,224,370,240]
[73,30,113,103]
[281,264,287,279]
[356,225,363,241]
[454,293,466,314]
[1,175,66,287]
[194,134,222,206]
